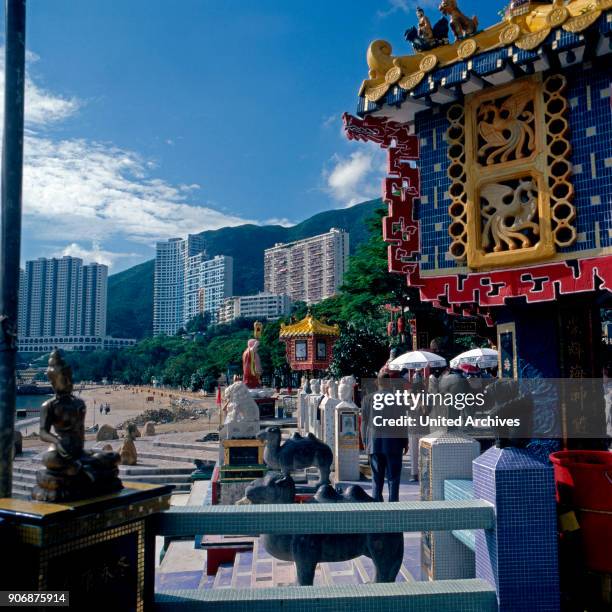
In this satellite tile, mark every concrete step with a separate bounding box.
[121,473,193,484]
[12,482,32,499]
[231,552,254,589]
[12,473,192,494]
[137,450,215,465]
[12,465,37,477]
[13,472,36,483]
[212,564,234,589]
[13,459,196,477]
[160,483,191,493]
[120,465,195,476]
[152,440,218,453]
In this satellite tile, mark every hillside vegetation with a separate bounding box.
[107,199,380,339]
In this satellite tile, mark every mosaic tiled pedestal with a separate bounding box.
[473,446,560,612]
[419,432,480,580]
[0,483,172,612]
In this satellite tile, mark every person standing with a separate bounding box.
[401,370,429,482]
[361,374,408,502]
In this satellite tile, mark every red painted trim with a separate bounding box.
[343,113,612,311]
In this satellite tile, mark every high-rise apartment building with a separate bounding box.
[264,228,349,304]
[81,263,107,337]
[184,254,233,324]
[153,235,206,335]
[154,236,233,334]
[19,256,108,339]
[217,293,292,324]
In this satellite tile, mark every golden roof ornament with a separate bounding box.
[439,0,479,40]
[404,6,450,52]
[359,0,609,104]
[279,313,340,338]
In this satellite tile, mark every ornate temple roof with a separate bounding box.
[358,0,612,117]
[279,315,340,338]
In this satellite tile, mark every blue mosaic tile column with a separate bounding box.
[474,446,559,612]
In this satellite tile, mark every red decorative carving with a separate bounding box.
[343,113,612,311]
[343,113,421,270]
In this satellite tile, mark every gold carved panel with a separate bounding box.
[447,73,575,269]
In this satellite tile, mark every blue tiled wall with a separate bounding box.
[563,64,612,253]
[414,106,453,272]
[414,63,612,273]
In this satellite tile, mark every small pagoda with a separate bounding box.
[279,313,340,374]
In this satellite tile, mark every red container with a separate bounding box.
[550,451,612,573]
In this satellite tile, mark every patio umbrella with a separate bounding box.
[457,363,481,376]
[388,350,447,371]
[450,348,498,369]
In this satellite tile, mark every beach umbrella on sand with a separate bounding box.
[450,348,498,369]
[388,350,447,371]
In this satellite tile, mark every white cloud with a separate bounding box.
[54,241,139,269]
[324,147,386,206]
[322,114,338,129]
[23,135,254,245]
[0,48,255,261]
[0,53,81,127]
[377,0,410,18]
[25,79,79,126]
[263,217,295,227]
[377,0,438,18]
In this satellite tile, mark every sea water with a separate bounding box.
[16,394,51,414]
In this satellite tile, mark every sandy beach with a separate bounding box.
[21,384,222,448]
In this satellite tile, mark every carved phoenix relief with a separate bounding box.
[480,178,540,252]
[476,90,535,166]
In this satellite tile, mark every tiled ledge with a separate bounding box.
[155,579,498,611]
[156,500,495,537]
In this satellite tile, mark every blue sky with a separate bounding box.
[4,0,500,272]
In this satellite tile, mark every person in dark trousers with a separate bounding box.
[361,374,408,502]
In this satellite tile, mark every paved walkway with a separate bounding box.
[155,455,423,590]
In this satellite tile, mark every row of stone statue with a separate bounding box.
[298,376,356,446]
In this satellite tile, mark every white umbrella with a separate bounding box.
[389,350,447,371]
[450,348,498,369]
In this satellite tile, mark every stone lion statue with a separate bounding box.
[224,381,260,424]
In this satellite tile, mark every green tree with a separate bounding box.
[329,325,389,380]
[339,206,416,327]
[185,312,211,334]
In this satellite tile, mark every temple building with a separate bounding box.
[279,313,340,374]
[345,0,612,440]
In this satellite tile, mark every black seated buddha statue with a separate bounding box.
[32,350,122,502]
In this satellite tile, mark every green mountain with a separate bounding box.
[107,198,381,339]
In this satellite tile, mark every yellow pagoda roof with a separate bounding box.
[360,0,610,103]
[279,315,340,338]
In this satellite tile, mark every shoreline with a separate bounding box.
[21,384,221,448]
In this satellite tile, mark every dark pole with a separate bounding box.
[0,0,26,498]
